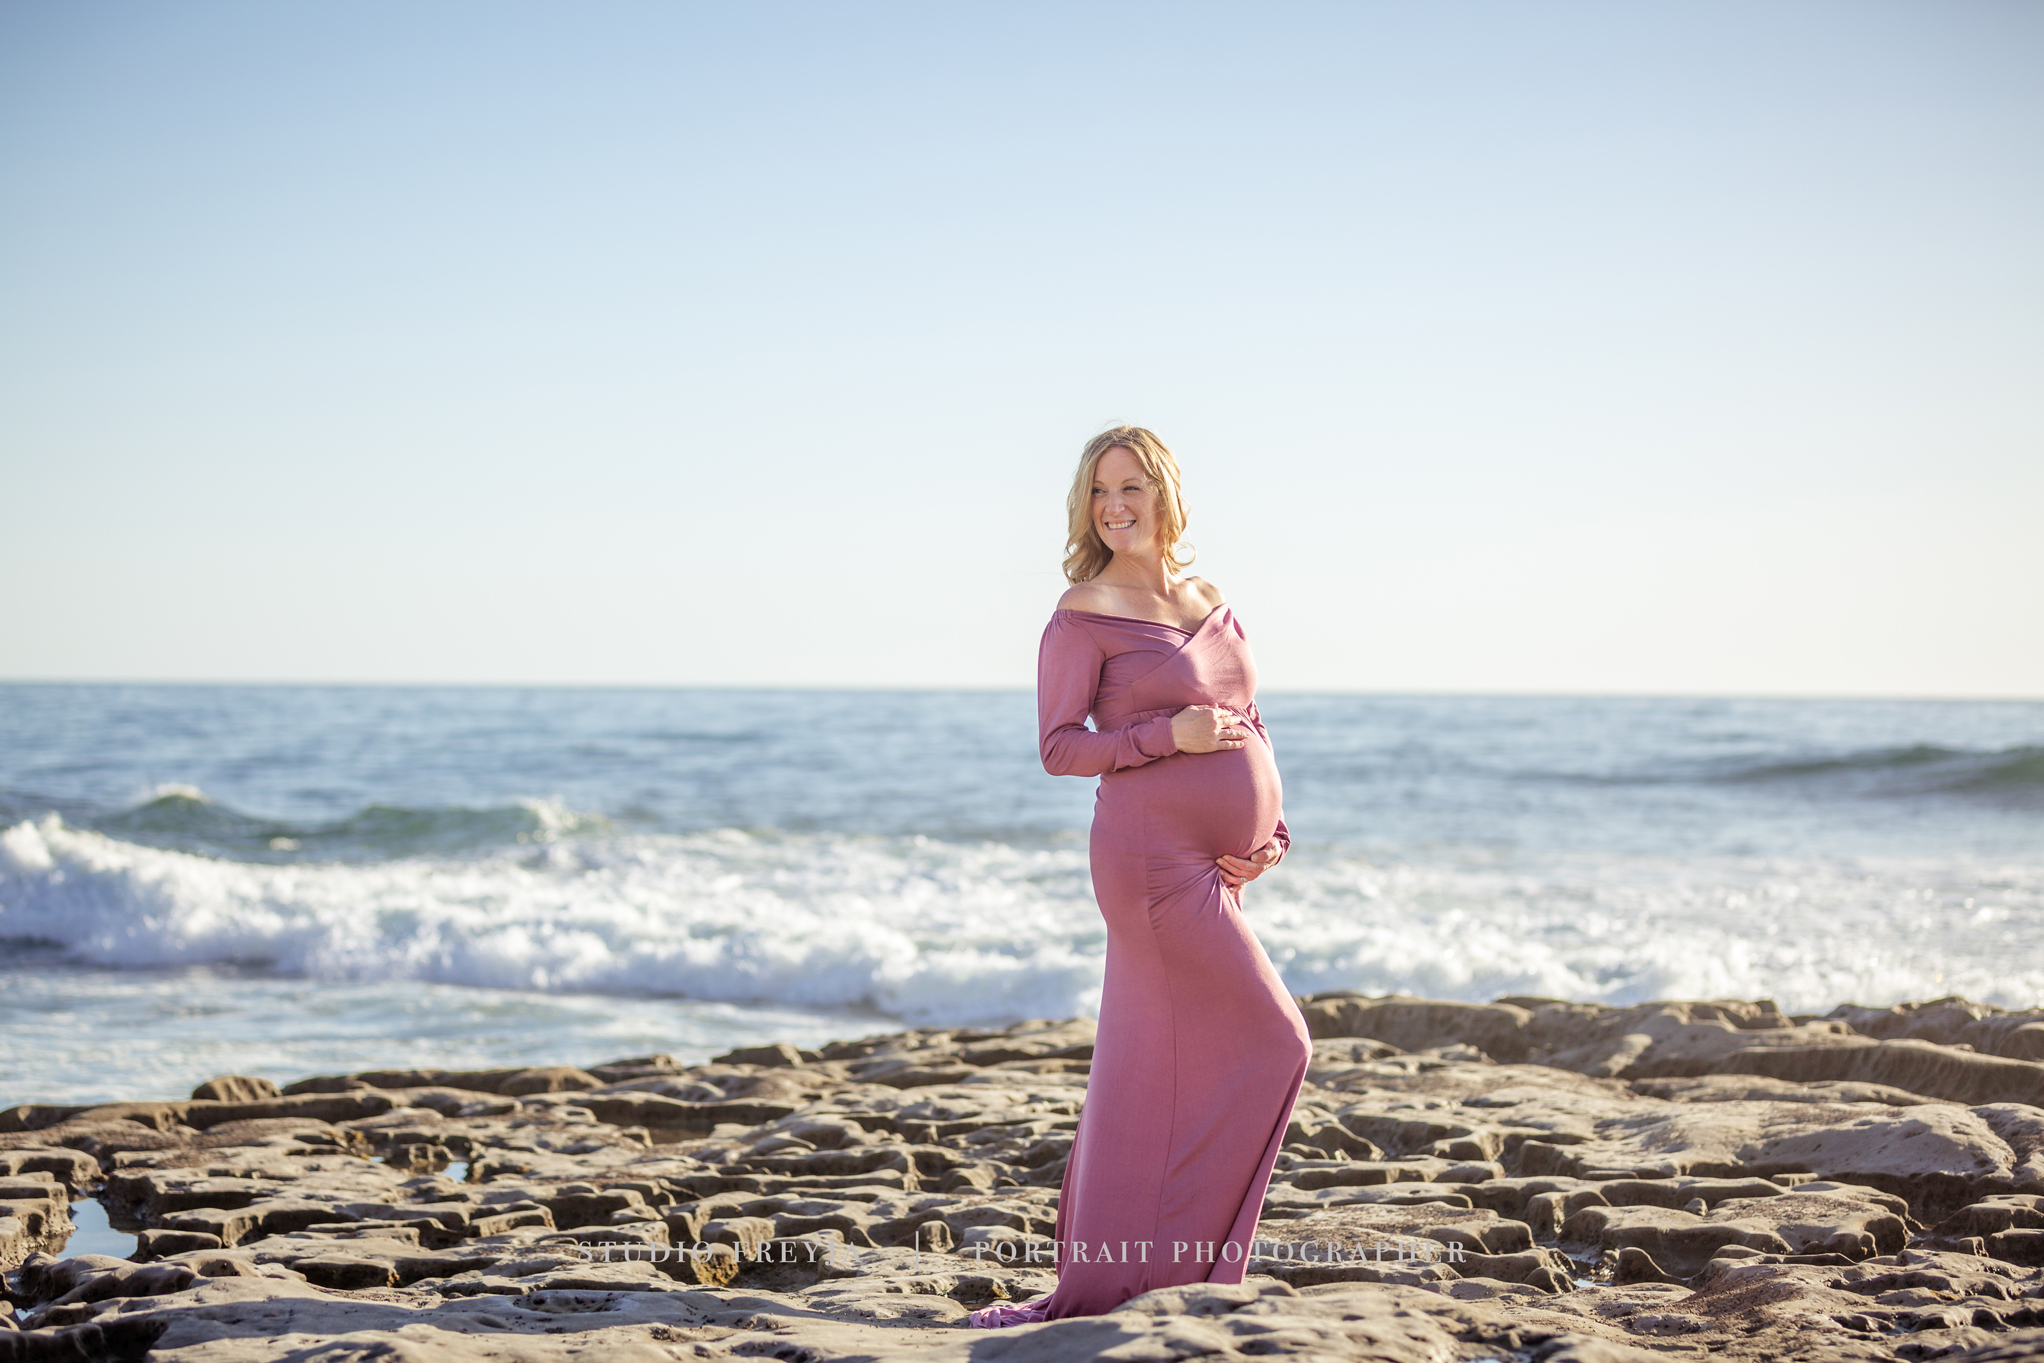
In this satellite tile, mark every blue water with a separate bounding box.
[3,684,2040,1105]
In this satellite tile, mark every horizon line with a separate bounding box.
[2,677,2040,704]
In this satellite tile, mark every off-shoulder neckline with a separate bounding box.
[1054,603,1228,635]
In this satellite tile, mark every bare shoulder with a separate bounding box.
[1056,582,1121,614]
[1180,576,1227,610]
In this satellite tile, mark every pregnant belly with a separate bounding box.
[1101,738,1282,861]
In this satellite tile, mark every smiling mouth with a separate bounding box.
[1104,519,1136,531]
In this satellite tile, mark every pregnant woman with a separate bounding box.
[969,426,1312,1326]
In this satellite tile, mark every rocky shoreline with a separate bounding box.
[3,992,2042,1362]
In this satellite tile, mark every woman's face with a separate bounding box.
[1091,445,1160,559]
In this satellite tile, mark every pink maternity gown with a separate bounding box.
[969,604,1313,1325]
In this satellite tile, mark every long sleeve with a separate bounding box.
[1243,701,1291,857]
[1037,614,1179,777]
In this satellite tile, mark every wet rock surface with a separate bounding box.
[0,994,2040,1361]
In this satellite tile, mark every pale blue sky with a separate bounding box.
[3,2,2038,694]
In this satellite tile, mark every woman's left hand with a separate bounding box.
[1217,841,1283,889]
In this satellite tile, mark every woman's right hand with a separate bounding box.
[1171,705,1250,754]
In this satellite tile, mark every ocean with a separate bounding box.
[2,684,2039,1107]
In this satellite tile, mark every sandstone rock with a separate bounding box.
[1701,1037,2044,1107]
[1978,1102,2044,1186]
[1514,1098,2036,1218]
[1703,1187,1910,1260]
[135,1230,224,1258]
[2,1000,2040,1362]
[0,1150,98,1193]
[1612,1245,1686,1285]
[0,1313,167,1360]
[281,1065,603,1097]
[713,1043,808,1067]
[289,1255,399,1290]
[0,1103,178,1135]
[1298,994,1536,1062]
[583,1055,681,1082]
[1827,998,2044,1060]
[1933,1193,2044,1239]
[0,1178,74,1272]
[1629,1074,1941,1106]
[497,1067,604,1097]
[1298,994,2044,1110]
[1929,1330,2044,1362]
[1561,1204,1791,1275]
[189,1077,281,1104]
[1987,1228,2044,1266]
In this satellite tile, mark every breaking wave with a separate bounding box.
[82,787,605,862]
[1717,742,2044,796]
[4,812,2040,1025]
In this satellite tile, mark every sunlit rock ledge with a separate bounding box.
[2,993,2042,1362]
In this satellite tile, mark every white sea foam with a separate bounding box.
[4,815,2039,1023]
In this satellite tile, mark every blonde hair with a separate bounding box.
[1062,426,1193,584]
